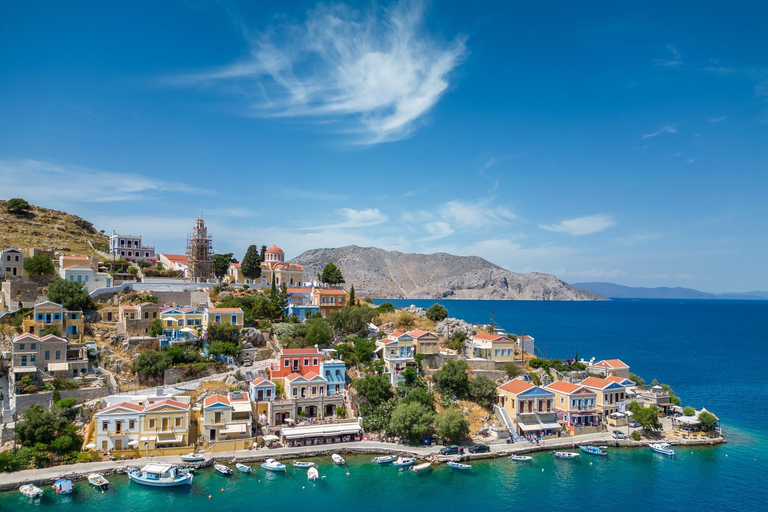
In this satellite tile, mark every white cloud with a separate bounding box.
[539,214,616,236]
[562,269,626,279]
[636,273,694,281]
[653,45,681,68]
[300,208,388,230]
[421,221,454,241]
[170,0,468,145]
[643,125,677,139]
[700,66,735,74]
[686,157,697,164]
[708,116,726,123]
[439,199,517,229]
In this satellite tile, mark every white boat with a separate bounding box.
[19,484,43,499]
[508,454,533,462]
[128,464,193,487]
[307,467,319,481]
[649,442,676,456]
[235,463,252,473]
[261,458,286,472]
[372,455,397,465]
[410,462,433,473]
[332,453,345,465]
[392,457,416,468]
[552,451,580,459]
[446,461,472,470]
[580,445,608,456]
[292,460,316,469]
[52,479,74,494]
[215,463,233,475]
[180,452,205,463]
[88,473,109,489]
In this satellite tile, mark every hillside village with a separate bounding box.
[0,200,720,472]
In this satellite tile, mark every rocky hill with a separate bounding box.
[0,199,108,256]
[290,246,601,300]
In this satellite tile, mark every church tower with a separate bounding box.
[186,216,214,282]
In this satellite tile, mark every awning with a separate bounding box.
[281,422,362,440]
[222,423,248,435]
[156,433,184,445]
[538,422,562,430]
[48,362,69,371]
[232,402,252,414]
[517,423,540,432]
[13,367,38,373]
[518,422,562,431]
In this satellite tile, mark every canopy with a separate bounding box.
[85,443,97,449]
[518,422,561,432]
[180,327,197,333]
[263,435,280,441]
[281,423,362,440]
[127,440,139,447]
[222,423,248,435]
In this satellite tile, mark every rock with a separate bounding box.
[225,375,238,386]
[435,317,476,339]
[403,304,427,318]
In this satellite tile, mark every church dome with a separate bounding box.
[266,245,284,254]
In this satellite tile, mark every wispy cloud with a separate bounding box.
[300,208,388,230]
[439,198,517,229]
[636,273,694,281]
[168,0,468,145]
[708,116,726,123]
[563,269,626,279]
[540,214,616,236]
[643,125,678,139]
[421,221,454,241]
[700,66,735,74]
[653,45,682,68]
[686,157,697,164]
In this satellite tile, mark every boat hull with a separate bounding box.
[128,473,193,487]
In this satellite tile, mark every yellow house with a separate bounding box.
[22,301,84,340]
[203,307,244,329]
[546,380,599,432]
[592,359,631,378]
[496,379,561,437]
[226,262,244,284]
[93,397,190,452]
[160,307,204,337]
[202,392,253,443]
[140,399,191,449]
[408,329,440,355]
[1,248,25,279]
[259,245,304,287]
[471,332,517,362]
[580,376,629,421]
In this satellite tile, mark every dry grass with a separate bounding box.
[433,388,492,434]
[375,311,437,332]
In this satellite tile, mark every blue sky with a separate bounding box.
[1,0,766,292]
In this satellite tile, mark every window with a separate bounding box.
[153,312,157,318]
[54,313,60,320]
[231,314,237,324]
[18,343,24,350]
[21,356,27,365]
[30,343,36,350]
[44,351,50,360]
[292,388,298,397]
[102,440,108,451]
[266,389,272,398]
[102,421,108,431]
[313,358,318,366]
[149,419,155,428]
[84,275,89,282]
[144,312,149,319]
[30,355,35,362]
[215,315,221,323]
[55,350,61,359]
[175,417,182,427]
[304,358,309,366]
[311,386,317,395]
[326,370,331,378]
[129,420,135,429]
[284,359,290,367]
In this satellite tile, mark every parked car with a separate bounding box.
[440,445,463,455]
[612,430,627,439]
[628,420,640,428]
[468,444,491,453]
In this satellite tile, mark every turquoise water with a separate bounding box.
[4,300,767,510]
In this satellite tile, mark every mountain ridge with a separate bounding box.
[572,282,768,300]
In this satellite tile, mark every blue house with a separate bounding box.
[249,377,277,402]
[320,359,346,395]
[284,288,320,321]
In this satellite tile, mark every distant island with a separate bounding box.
[571,282,768,300]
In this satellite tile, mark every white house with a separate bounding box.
[59,255,112,292]
[109,231,156,261]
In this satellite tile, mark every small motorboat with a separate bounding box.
[508,454,533,462]
[552,451,580,459]
[235,463,252,473]
[307,467,319,481]
[410,462,433,473]
[181,452,205,463]
[446,461,472,470]
[52,479,74,495]
[292,460,316,469]
[580,445,608,456]
[649,442,676,456]
[372,455,397,465]
[214,463,233,475]
[128,464,193,487]
[392,457,416,468]
[261,458,287,472]
[19,484,44,499]
[332,453,345,465]
[88,473,109,489]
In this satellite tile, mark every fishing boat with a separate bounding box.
[372,455,397,465]
[307,467,320,481]
[392,457,416,468]
[180,452,205,463]
[128,464,194,487]
[580,445,608,456]
[215,464,233,475]
[88,473,109,489]
[410,462,433,473]
[19,484,43,499]
[52,479,74,495]
[261,458,287,472]
[292,460,316,469]
[508,454,533,462]
[446,461,472,470]
[235,463,252,473]
[552,451,580,459]
[332,453,345,465]
[649,442,676,456]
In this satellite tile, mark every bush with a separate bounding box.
[503,361,520,379]
[306,318,333,346]
[682,406,696,416]
[24,254,55,276]
[631,431,642,441]
[469,375,497,409]
[426,304,448,322]
[432,359,470,400]
[377,302,395,313]
[446,331,466,351]
[352,374,394,406]
[388,402,434,444]
[47,279,92,311]
[396,313,415,330]
[6,198,32,214]
[699,411,718,430]
[434,408,470,444]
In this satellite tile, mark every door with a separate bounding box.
[210,429,217,441]
[257,389,264,400]
[162,418,169,431]
[115,439,122,450]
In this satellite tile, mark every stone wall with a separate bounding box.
[60,386,109,404]
[152,290,211,308]
[1,279,38,308]
[14,386,109,417]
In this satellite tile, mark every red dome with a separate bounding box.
[266,245,284,253]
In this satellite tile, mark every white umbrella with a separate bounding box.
[263,435,279,442]
[128,440,139,447]
[85,443,97,449]
[180,327,196,333]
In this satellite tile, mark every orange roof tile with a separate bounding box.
[161,254,188,264]
[287,288,313,294]
[266,245,284,253]
[580,377,614,389]
[498,380,535,394]
[546,381,583,394]
[316,289,346,295]
[595,359,629,369]
[207,308,243,313]
[203,394,230,407]
[282,348,320,355]
[285,372,303,382]
[99,401,145,413]
[251,377,273,386]
[408,329,435,338]
[473,332,506,342]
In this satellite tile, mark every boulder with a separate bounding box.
[435,317,477,339]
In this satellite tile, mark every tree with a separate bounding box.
[683,406,696,416]
[432,359,470,399]
[396,313,415,330]
[348,284,356,305]
[320,262,345,286]
[698,411,718,430]
[388,402,434,444]
[469,375,497,409]
[241,245,262,279]
[377,302,395,313]
[352,336,377,364]
[629,373,645,386]
[208,340,242,358]
[23,254,54,276]
[15,403,82,456]
[503,361,520,379]
[629,402,662,431]
[446,331,466,351]
[352,374,393,406]
[212,253,236,279]
[329,305,378,335]
[149,318,163,337]
[426,304,448,322]
[260,245,267,262]
[434,409,470,444]
[306,318,333,346]
[47,279,92,310]
[40,326,61,337]
[131,350,168,380]
[6,198,31,214]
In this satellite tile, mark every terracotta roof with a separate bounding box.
[473,332,506,342]
[498,380,535,394]
[316,289,346,295]
[207,308,243,313]
[580,377,615,389]
[228,392,250,402]
[389,331,405,338]
[145,399,189,411]
[99,401,145,414]
[251,377,273,386]
[303,371,320,379]
[595,359,629,369]
[160,254,188,264]
[285,372,303,382]
[408,329,435,338]
[291,264,304,270]
[287,288,313,294]
[605,375,632,385]
[60,256,92,269]
[546,381,583,394]
[266,245,284,253]
[282,348,320,355]
[120,305,137,310]
[203,394,230,407]
[232,263,241,269]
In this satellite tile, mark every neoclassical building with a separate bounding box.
[259,245,304,288]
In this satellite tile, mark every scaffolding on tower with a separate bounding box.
[185,217,214,282]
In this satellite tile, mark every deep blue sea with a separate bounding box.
[3,300,766,511]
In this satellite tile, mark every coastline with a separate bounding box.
[0,435,724,491]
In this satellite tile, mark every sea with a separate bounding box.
[3,299,766,511]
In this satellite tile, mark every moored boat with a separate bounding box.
[235,463,252,473]
[128,464,193,487]
[181,452,205,463]
[332,453,345,465]
[649,442,676,456]
[261,458,287,472]
[292,460,316,469]
[307,467,319,481]
[552,451,580,459]
[88,473,109,489]
[447,461,472,470]
[410,462,433,473]
[392,457,416,468]
[215,464,233,475]
[19,484,44,499]
[372,455,397,465]
[579,445,608,456]
[52,479,74,494]
[509,454,533,462]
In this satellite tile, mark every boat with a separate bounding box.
[52,479,74,494]
[372,455,397,465]
[292,460,316,469]
[215,463,234,475]
[235,463,252,473]
[392,457,416,468]
[19,484,43,499]
[128,464,194,487]
[446,461,472,470]
[508,454,533,462]
[410,462,433,473]
[552,451,580,459]
[332,453,345,465]
[261,458,287,472]
[307,467,319,481]
[580,445,608,456]
[88,473,109,489]
[180,452,205,463]
[649,442,676,456]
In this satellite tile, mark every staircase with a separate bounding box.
[494,404,519,442]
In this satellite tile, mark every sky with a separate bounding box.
[1,0,767,293]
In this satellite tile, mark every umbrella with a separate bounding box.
[263,435,279,442]
[180,327,196,333]
[85,443,97,449]
[128,440,139,447]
